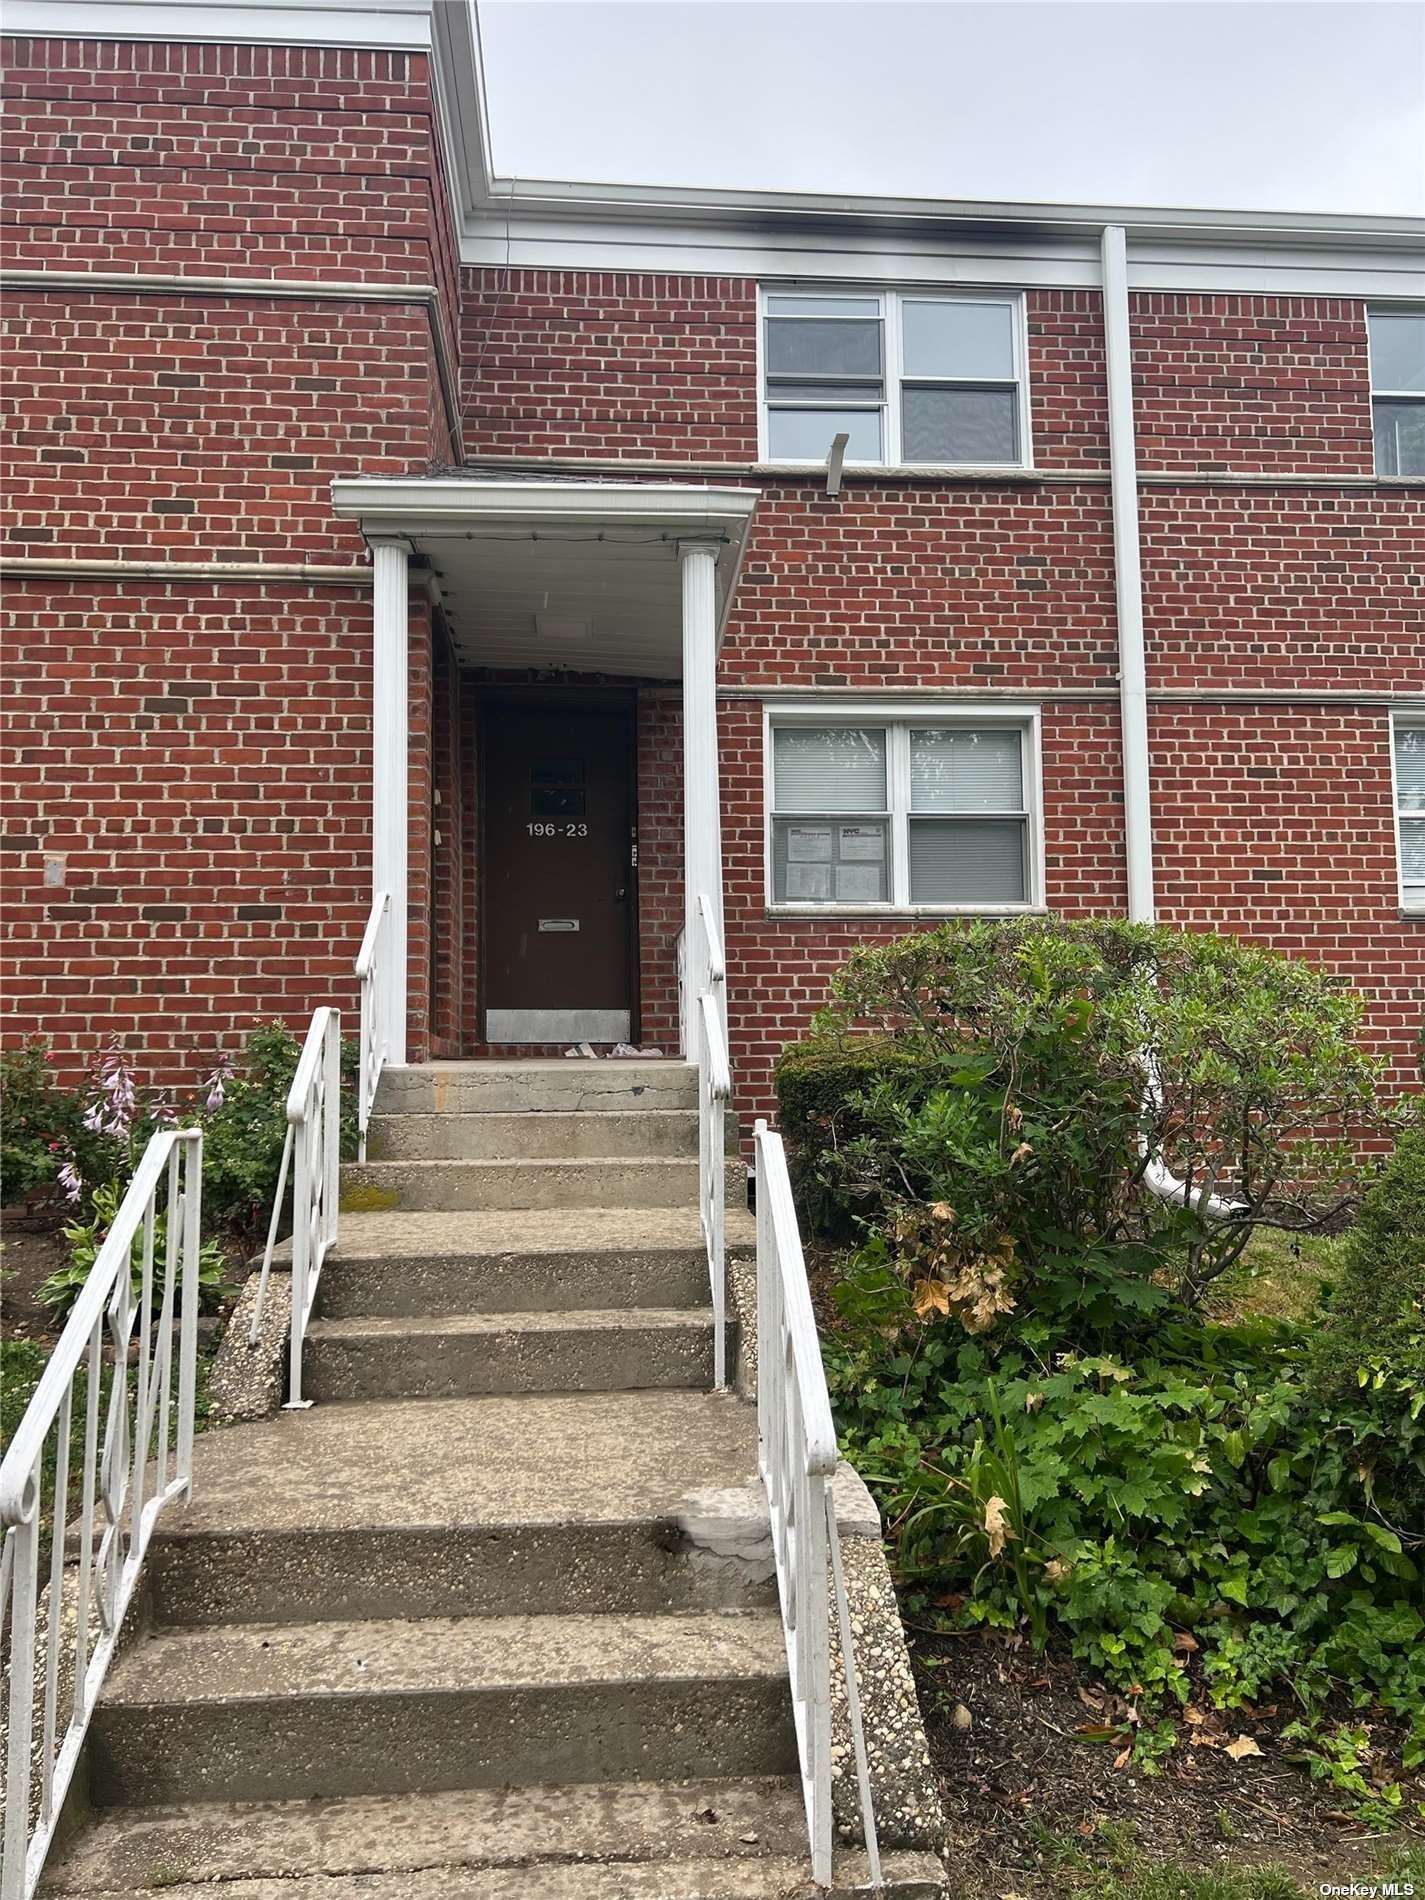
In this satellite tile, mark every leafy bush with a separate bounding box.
[775,1037,946,1235]
[199,1022,359,1242]
[4,1024,359,1323]
[1308,1127,1425,1520]
[38,1178,233,1320]
[784,919,1396,1305]
[793,921,1422,1819]
[826,1273,1425,1799]
[1,1040,115,1204]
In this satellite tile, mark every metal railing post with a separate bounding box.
[0,1128,205,1900]
[753,1120,882,1889]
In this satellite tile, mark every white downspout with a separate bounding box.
[371,536,410,1067]
[1101,225,1155,927]
[1100,227,1241,1222]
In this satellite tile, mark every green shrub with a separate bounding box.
[1308,1127,1425,1520]
[800,920,1423,1817]
[774,1037,947,1235]
[781,919,1397,1304]
[39,1178,234,1320]
[199,1022,359,1242]
[825,1278,1425,1795]
[1313,1126,1425,1387]
[0,1040,114,1204]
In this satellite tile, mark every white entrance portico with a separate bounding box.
[329,476,757,1067]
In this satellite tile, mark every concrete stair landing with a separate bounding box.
[48,1061,938,1895]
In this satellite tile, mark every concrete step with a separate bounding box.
[89,1609,797,1804]
[367,1108,699,1161]
[376,1060,697,1116]
[303,1308,718,1400]
[319,1207,753,1318]
[341,1156,702,1213]
[149,1389,772,1623]
[42,1779,943,1897]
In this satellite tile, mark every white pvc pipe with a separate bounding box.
[372,539,410,1067]
[1101,228,1242,1222]
[1101,225,1156,926]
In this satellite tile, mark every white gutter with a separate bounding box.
[1101,225,1242,1224]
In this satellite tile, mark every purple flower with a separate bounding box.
[57,1158,83,1204]
[204,1054,235,1114]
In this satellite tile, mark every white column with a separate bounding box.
[371,536,409,1065]
[680,541,723,963]
[1101,224,1156,924]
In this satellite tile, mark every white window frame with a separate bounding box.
[1367,308,1425,478]
[763,701,1046,916]
[756,286,1034,471]
[1390,710,1425,913]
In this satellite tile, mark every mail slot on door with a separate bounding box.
[538,918,580,933]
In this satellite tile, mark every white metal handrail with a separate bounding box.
[689,893,729,1388]
[355,891,390,1162]
[754,1120,882,1890]
[0,1129,203,1900]
[284,1008,341,1408]
[248,1007,341,1404]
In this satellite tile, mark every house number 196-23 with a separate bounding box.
[527,822,589,838]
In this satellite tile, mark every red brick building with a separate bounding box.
[3,0,1423,1140]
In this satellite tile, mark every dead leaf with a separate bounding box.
[1025,1390,1045,1413]
[1112,1745,1133,1771]
[1077,1688,1106,1713]
[1225,1735,1263,1762]
[983,1495,1013,1556]
[1009,1141,1034,1166]
[1172,1631,1200,1653]
[1184,1707,1207,1728]
[930,1201,957,1222]
[911,1277,951,1319]
[952,1702,973,1732]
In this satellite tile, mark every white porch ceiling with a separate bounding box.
[330,477,758,680]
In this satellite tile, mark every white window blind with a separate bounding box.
[773,726,887,811]
[770,716,1036,909]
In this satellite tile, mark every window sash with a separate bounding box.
[760,288,1028,468]
[1372,396,1425,478]
[1396,719,1425,907]
[769,716,1036,908]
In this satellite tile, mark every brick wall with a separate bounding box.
[460,271,759,462]
[0,35,458,1088]
[453,267,1422,1117]
[1128,295,1375,475]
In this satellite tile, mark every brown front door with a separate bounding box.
[480,696,637,1044]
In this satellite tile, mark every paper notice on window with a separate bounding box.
[786,862,834,901]
[786,825,833,862]
[838,825,885,861]
[836,863,884,902]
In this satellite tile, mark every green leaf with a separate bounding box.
[1323,1545,1359,1579]
[1363,1523,1403,1554]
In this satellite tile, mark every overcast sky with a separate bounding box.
[478,0,1425,215]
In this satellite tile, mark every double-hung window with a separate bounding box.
[1369,310,1425,476]
[768,711,1041,910]
[1393,715,1425,910]
[760,289,1029,469]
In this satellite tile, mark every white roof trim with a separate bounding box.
[6,0,437,50]
[329,475,759,538]
[12,0,1423,291]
